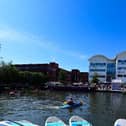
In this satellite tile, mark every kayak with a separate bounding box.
[0,120,39,126]
[114,119,126,126]
[69,115,92,126]
[45,116,67,126]
[60,102,83,109]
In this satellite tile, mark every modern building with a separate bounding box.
[116,51,126,82]
[89,51,126,83]
[111,79,122,90]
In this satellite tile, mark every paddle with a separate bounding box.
[79,99,84,105]
[63,101,67,105]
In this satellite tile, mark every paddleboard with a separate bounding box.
[0,120,38,126]
[45,116,67,126]
[15,120,39,126]
[69,115,92,126]
[114,119,126,126]
[0,121,20,126]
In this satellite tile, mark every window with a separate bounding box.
[118,60,126,64]
[118,67,126,70]
[90,63,106,67]
[90,69,105,72]
[118,75,123,77]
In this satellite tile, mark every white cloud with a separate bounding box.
[0,26,87,60]
[0,26,61,52]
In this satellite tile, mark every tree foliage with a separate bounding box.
[58,70,67,83]
[0,61,49,88]
[91,73,99,84]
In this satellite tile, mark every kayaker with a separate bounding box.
[66,98,74,105]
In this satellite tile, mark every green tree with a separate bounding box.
[0,60,49,89]
[0,61,19,84]
[58,70,67,83]
[30,72,45,87]
[18,71,49,88]
[91,73,99,84]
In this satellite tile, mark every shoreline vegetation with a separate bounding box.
[0,61,94,94]
[0,61,48,91]
[0,61,125,95]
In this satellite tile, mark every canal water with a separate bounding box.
[0,90,126,126]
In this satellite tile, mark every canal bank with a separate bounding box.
[47,85,96,92]
[46,84,126,94]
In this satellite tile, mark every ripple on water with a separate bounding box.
[0,91,125,126]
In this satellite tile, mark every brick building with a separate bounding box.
[14,62,88,84]
[14,62,59,82]
[80,72,89,83]
[71,69,80,83]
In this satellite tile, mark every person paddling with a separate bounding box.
[66,98,74,105]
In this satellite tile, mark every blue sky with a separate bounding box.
[0,0,126,72]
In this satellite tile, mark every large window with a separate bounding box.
[90,63,106,67]
[118,67,126,70]
[118,60,126,64]
[107,63,116,73]
[90,75,105,78]
[117,75,126,77]
[90,69,105,72]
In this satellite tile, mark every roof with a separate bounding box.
[89,55,115,61]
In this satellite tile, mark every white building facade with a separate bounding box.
[88,52,126,83]
[89,55,108,83]
[116,51,126,82]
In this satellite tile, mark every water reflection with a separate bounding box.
[0,91,125,126]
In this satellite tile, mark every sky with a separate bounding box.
[0,0,126,72]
